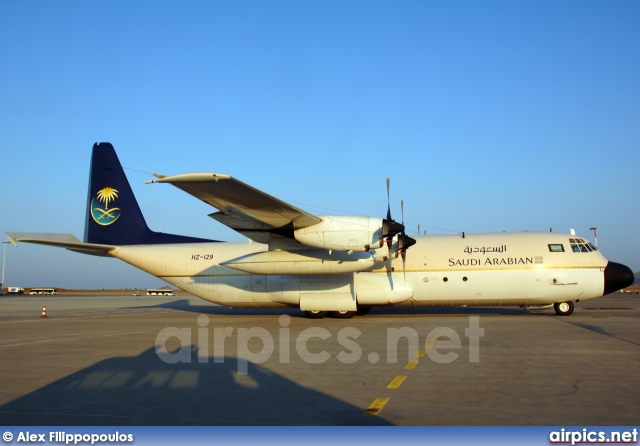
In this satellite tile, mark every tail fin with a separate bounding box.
[84,143,216,245]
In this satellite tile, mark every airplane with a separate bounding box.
[5,142,634,318]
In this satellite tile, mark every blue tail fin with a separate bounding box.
[84,142,216,245]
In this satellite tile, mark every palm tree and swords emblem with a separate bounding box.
[90,187,121,225]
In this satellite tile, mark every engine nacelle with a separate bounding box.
[294,215,384,252]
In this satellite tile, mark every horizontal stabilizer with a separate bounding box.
[5,232,116,257]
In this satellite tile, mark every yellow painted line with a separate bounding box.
[363,397,390,416]
[387,375,407,389]
[424,343,433,349]
[404,361,418,370]
[415,351,425,358]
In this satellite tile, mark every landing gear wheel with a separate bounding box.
[305,310,327,319]
[554,301,574,316]
[356,307,371,316]
[331,310,356,319]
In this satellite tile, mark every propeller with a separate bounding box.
[381,179,404,253]
[395,200,417,279]
[380,179,416,277]
[396,199,417,261]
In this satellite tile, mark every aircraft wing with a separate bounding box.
[147,172,322,243]
[5,232,116,257]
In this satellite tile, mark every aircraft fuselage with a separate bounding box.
[111,232,616,310]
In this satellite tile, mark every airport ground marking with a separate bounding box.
[364,327,454,416]
[387,375,407,389]
[363,397,390,416]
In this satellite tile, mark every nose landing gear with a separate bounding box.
[553,301,574,316]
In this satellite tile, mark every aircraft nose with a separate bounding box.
[603,261,634,295]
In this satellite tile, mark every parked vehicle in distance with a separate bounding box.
[133,292,141,296]
[29,288,57,295]
[7,287,25,294]
[147,289,175,296]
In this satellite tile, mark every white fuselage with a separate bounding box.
[109,232,607,310]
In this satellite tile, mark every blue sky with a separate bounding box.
[1,1,638,289]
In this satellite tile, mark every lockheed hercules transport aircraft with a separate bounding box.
[5,143,634,318]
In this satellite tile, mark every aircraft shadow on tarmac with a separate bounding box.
[0,347,392,426]
[125,299,545,318]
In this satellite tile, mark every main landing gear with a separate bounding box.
[304,310,356,319]
[553,301,574,316]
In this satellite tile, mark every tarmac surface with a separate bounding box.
[0,292,638,426]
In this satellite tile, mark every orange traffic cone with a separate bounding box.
[41,306,47,318]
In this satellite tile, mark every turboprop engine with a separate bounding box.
[294,215,386,252]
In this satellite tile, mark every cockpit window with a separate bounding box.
[570,238,597,253]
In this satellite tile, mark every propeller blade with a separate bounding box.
[402,249,407,280]
[382,178,404,238]
[386,178,391,221]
